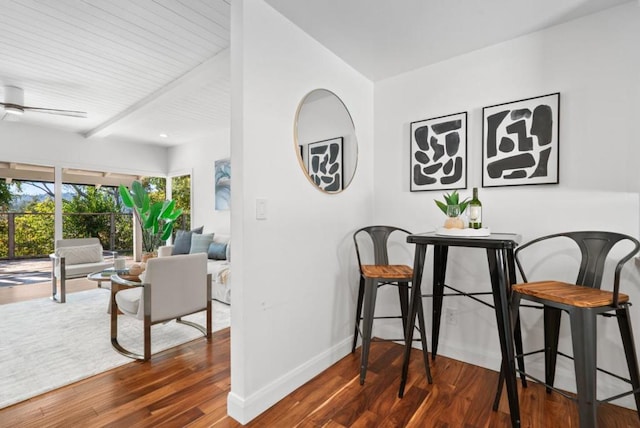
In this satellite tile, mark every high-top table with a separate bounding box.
[398,231,522,427]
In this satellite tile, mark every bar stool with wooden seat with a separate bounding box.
[508,231,640,428]
[352,225,431,385]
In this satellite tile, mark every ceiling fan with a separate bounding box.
[1,85,87,118]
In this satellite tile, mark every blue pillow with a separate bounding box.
[190,233,214,254]
[173,230,193,254]
[208,242,228,260]
[172,226,205,255]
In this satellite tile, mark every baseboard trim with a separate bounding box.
[227,336,353,424]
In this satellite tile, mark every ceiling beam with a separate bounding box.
[84,49,229,139]
[0,162,143,187]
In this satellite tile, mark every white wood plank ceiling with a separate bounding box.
[0,0,230,146]
[3,0,629,147]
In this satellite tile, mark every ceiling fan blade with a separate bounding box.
[0,102,24,116]
[21,105,88,118]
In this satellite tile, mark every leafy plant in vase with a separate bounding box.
[118,180,183,260]
[435,190,470,229]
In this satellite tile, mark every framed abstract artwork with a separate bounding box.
[410,111,467,192]
[308,137,343,192]
[482,92,560,187]
[215,158,230,210]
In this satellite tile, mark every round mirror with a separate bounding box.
[295,89,358,193]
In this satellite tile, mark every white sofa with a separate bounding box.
[50,237,115,303]
[157,233,230,304]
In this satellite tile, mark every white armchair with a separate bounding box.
[110,253,212,361]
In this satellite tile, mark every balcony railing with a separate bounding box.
[0,211,190,260]
[0,212,134,259]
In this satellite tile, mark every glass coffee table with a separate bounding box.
[87,270,115,288]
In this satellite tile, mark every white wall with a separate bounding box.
[0,122,167,176]
[167,128,231,235]
[228,0,374,422]
[374,3,640,407]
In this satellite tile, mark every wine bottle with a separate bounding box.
[469,187,482,229]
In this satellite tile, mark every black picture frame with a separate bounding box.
[482,92,560,188]
[308,137,343,192]
[410,111,467,192]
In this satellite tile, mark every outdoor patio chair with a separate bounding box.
[50,238,115,303]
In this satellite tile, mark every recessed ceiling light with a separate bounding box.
[159,133,168,138]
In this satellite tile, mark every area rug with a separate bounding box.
[0,288,230,409]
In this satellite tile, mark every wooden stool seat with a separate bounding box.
[361,264,413,280]
[513,280,629,308]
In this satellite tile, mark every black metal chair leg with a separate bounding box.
[514,316,527,388]
[493,291,523,411]
[431,245,447,360]
[570,308,598,428]
[616,305,640,417]
[398,281,409,337]
[352,276,365,353]
[493,368,505,411]
[544,306,562,393]
[359,278,379,385]
[416,297,432,384]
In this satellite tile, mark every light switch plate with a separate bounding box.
[256,198,267,220]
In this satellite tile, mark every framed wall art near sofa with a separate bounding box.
[410,111,467,192]
[482,92,560,187]
[215,158,231,210]
[308,137,343,192]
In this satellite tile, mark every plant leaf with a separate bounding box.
[166,207,183,221]
[161,222,174,241]
[159,200,173,218]
[131,181,149,213]
[118,184,134,208]
[459,198,471,213]
[435,200,448,215]
[144,202,163,229]
[450,190,459,205]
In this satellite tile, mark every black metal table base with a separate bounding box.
[398,232,522,428]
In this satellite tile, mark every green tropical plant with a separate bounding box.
[118,180,183,253]
[435,190,470,215]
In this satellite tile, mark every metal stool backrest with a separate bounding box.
[515,231,640,306]
[353,226,412,273]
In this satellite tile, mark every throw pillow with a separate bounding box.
[208,242,228,260]
[173,226,205,254]
[173,230,194,254]
[56,243,103,265]
[190,233,214,254]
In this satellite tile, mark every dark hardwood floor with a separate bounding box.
[1,284,639,427]
[1,325,639,427]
